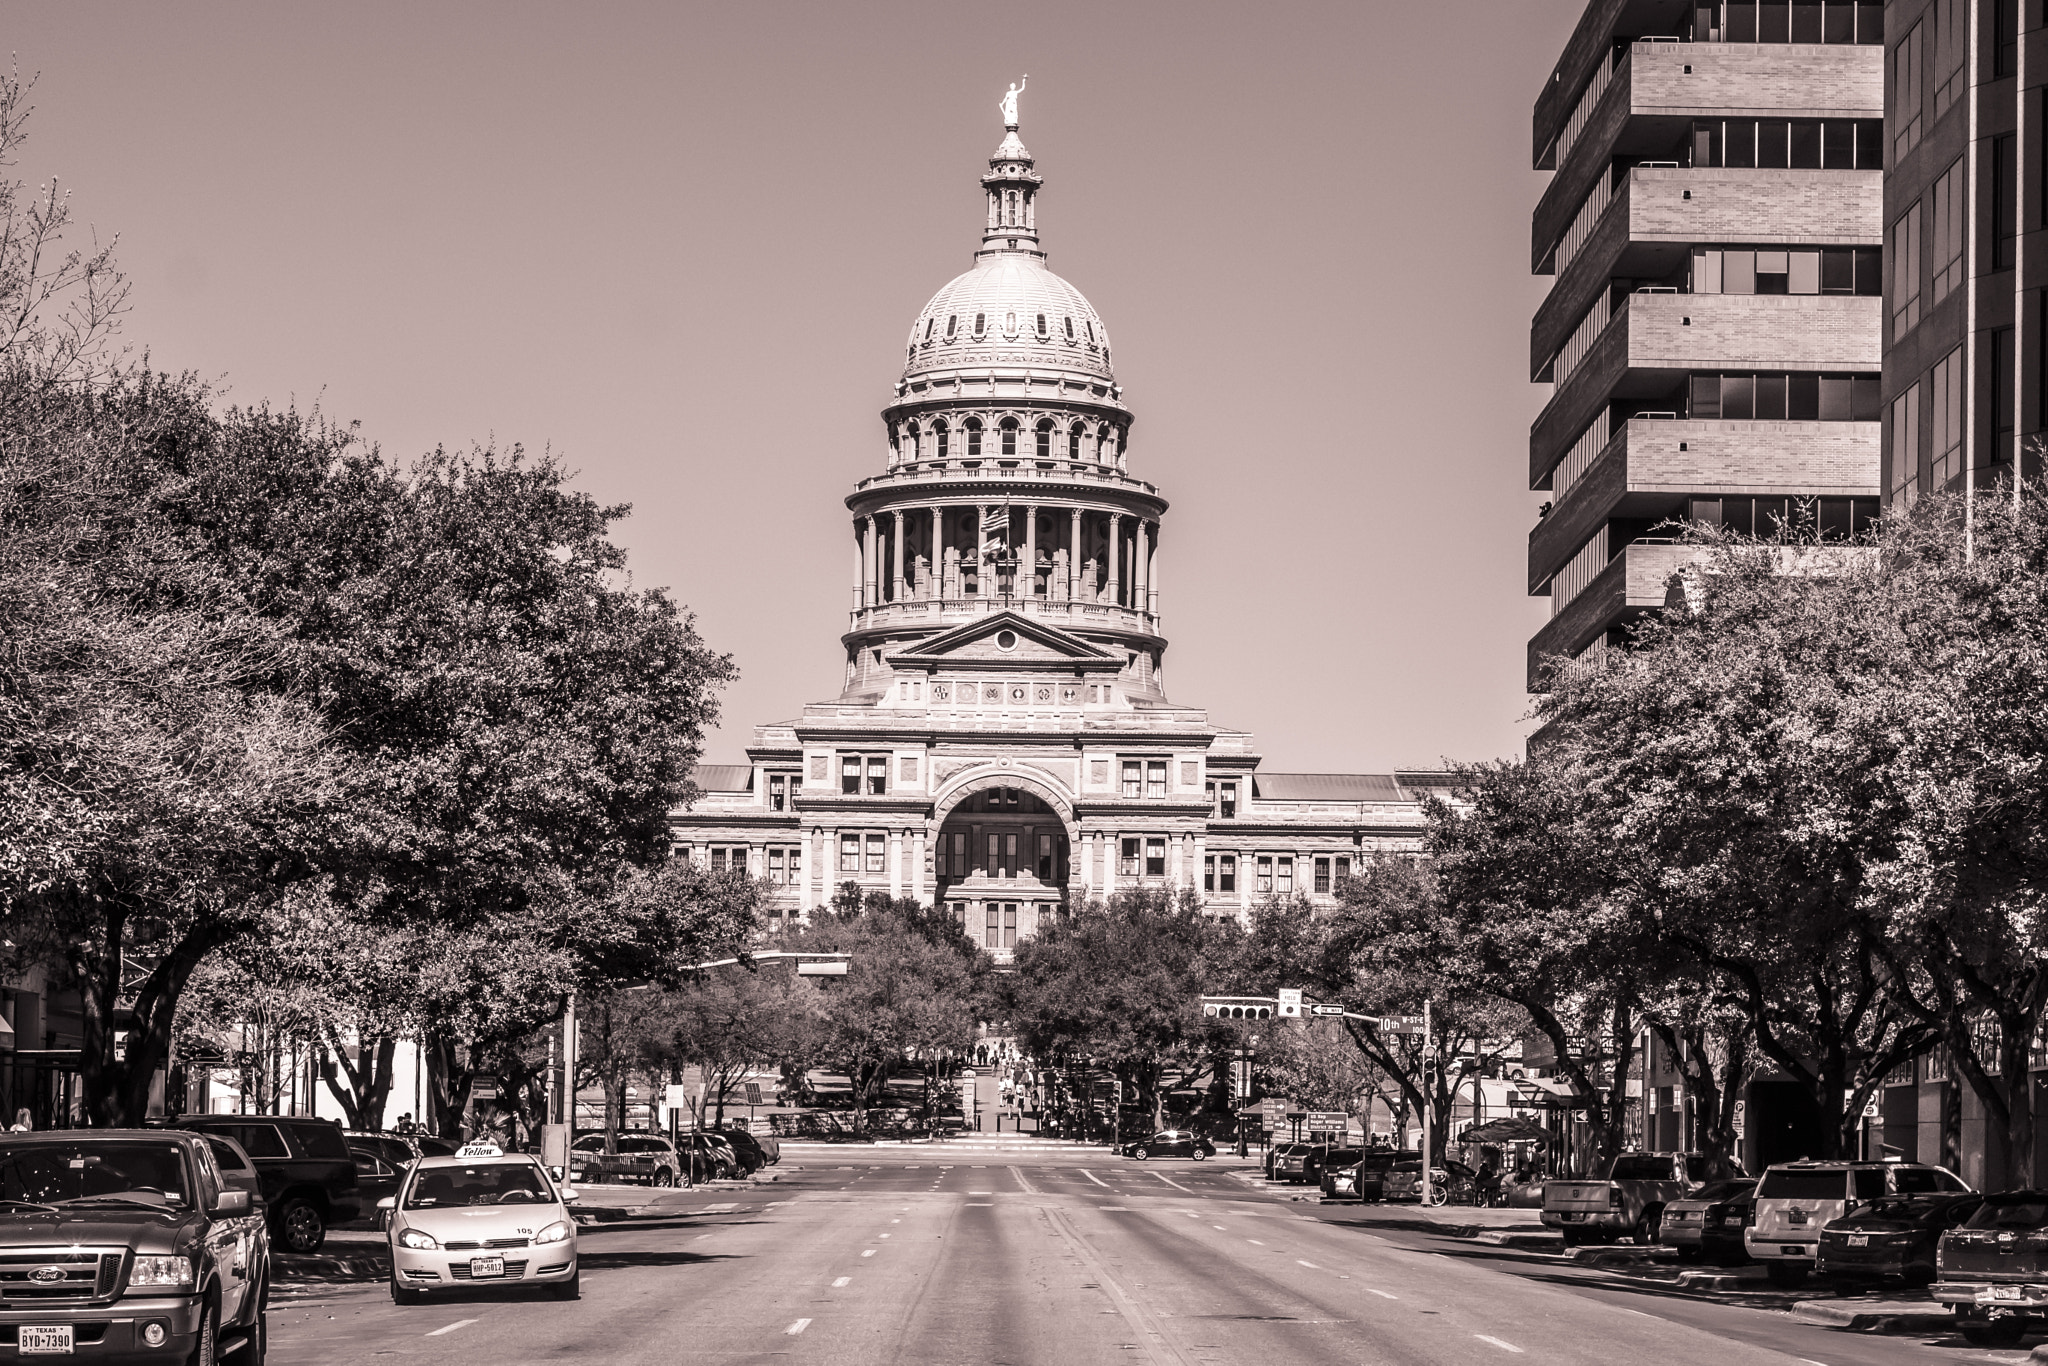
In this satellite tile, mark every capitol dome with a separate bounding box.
[903,255,1113,384]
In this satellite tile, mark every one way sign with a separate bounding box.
[1310,1004,1346,1017]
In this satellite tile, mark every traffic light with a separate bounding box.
[1201,996,1274,1020]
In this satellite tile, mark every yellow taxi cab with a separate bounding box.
[380,1142,580,1302]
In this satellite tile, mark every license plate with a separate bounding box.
[19,1325,74,1355]
[1847,1234,1868,1247]
[1995,1285,2025,1301]
[469,1256,506,1279]
[1781,1245,1804,1256]
[1560,1212,1585,1222]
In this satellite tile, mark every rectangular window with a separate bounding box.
[1791,1,1822,44]
[1893,20,1924,161]
[1995,134,2018,271]
[841,755,861,795]
[770,775,787,811]
[1334,856,1351,884]
[1277,856,1294,896]
[868,756,888,796]
[1996,0,2019,78]
[1119,837,1140,877]
[1203,855,1216,893]
[950,831,967,878]
[1038,833,1054,881]
[1314,857,1331,894]
[1003,903,1019,948]
[1220,781,1237,818]
[1932,160,1965,299]
[1219,854,1237,893]
[710,847,729,873]
[1121,760,1142,798]
[1146,760,1167,799]
[1889,381,1923,502]
[767,847,784,883]
[1992,325,2016,467]
[866,833,886,874]
[1929,348,1965,488]
[1760,0,1790,43]
[1755,248,1789,293]
[1891,204,1921,340]
[840,833,860,872]
[1003,833,1018,878]
[1787,249,1820,295]
[1756,118,1789,169]
[1145,837,1166,878]
[1256,856,1273,895]
[1933,0,1966,116]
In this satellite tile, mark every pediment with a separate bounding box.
[887,612,1122,670]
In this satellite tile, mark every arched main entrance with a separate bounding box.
[931,784,1070,959]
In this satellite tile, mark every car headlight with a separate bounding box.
[129,1255,196,1288]
[397,1228,439,1250]
[534,1221,572,1245]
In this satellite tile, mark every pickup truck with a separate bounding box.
[0,1128,269,1363]
[1541,1151,1713,1246]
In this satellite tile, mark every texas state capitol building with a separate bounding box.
[671,95,1451,958]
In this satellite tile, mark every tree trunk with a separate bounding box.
[423,1031,477,1139]
[319,1029,396,1131]
[78,910,220,1127]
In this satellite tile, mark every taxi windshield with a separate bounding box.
[403,1161,551,1209]
[0,1142,190,1208]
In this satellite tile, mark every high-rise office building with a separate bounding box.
[1526,1,1886,685]
[1883,0,2043,505]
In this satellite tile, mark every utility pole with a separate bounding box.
[1420,998,1434,1207]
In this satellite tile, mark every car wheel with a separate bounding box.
[389,1272,426,1305]
[547,1267,581,1302]
[1131,1148,1148,1161]
[227,1304,266,1366]
[186,1300,218,1366]
[1191,1148,1208,1162]
[1560,1229,1582,1248]
[1765,1262,1808,1289]
[1961,1317,2028,1347]
[275,1200,325,1255]
[1634,1208,1662,1246]
[1674,1246,1703,1263]
[653,1168,676,1188]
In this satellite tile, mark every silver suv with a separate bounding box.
[1748,1160,1970,1287]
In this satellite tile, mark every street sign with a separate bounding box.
[1381,1015,1425,1035]
[665,1084,691,1111]
[1305,1111,1348,1135]
[1310,1004,1346,1017]
[1277,988,1303,1019]
[797,960,848,976]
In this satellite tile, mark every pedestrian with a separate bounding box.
[9,1108,30,1132]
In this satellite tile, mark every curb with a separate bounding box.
[274,1253,388,1282]
[1789,1299,1953,1334]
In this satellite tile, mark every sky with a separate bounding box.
[9,0,1582,774]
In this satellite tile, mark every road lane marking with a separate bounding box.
[1183,1211,1200,1218]
[1247,1239,1264,1245]
[785,1319,811,1336]
[1008,1165,1039,1194]
[831,1277,850,1288]
[968,1191,992,1195]
[1212,1225,1227,1231]
[425,1319,478,1337]
[694,1233,712,1240]
[1297,1260,1319,1269]
[1149,1171,1193,1193]
[861,1249,876,1257]
[966,1202,994,1206]
[879,1233,890,1238]
[1040,1204,1197,1366]
[1079,1170,1111,1188]
[1363,1288,1398,1299]
[1474,1336,1523,1354]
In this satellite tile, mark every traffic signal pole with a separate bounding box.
[1420,998,1433,1208]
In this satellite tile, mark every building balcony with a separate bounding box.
[849,457,1164,507]
[1527,540,1699,687]
[1532,166,1882,370]
[1531,291,1882,486]
[1535,39,1881,265]
[1529,417,1879,591]
[847,593,1160,639]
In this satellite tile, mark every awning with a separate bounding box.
[1456,1116,1550,1145]
[1514,1075,1590,1108]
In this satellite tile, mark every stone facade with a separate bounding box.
[667,107,1447,959]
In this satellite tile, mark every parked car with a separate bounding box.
[0,1128,269,1362]
[1307,1145,1362,1191]
[717,1127,771,1174]
[1542,1151,1713,1247]
[1748,1159,1969,1287]
[1817,1191,1983,1288]
[346,1130,458,1169]
[1119,1130,1215,1161]
[1324,1148,1404,1202]
[171,1114,362,1254]
[1382,1159,1426,1202]
[1659,1177,1758,1263]
[1269,1142,1314,1182]
[350,1146,406,1223]
[568,1133,684,1186]
[1935,1190,2048,1345]
[679,1133,742,1182]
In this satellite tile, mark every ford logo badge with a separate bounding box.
[28,1266,66,1284]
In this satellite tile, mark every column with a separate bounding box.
[1238,850,1251,913]
[798,829,815,913]
[911,828,927,905]
[1068,508,1082,601]
[1106,513,1122,607]
[1103,831,1117,896]
[851,530,863,612]
[1023,505,1037,603]
[1168,830,1182,887]
[1148,529,1160,617]
[1135,520,1149,615]
[889,829,904,898]
[864,515,880,607]
[1192,830,1206,898]
[929,506,943,601]
[892,509,906,603]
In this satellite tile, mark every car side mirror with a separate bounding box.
[560,1189,579,1203]
[212,1190,252,1217]
[376,1196,396,1211]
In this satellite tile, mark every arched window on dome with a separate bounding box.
[973,312,986,340]
[945,315,957,341]
[1098,425,1117,463]
[1005,191,1017,225]
[1085,320,1096,346]
[965,419,983,458]
[1035,419,1054,459]
[923,318,934,344]
[999,418,1019,457]
[1035,313,1049,340]
[904,422,920,464]
[934,419,949,460]
[1068,422,1084,459]
[1064,317,1075,342]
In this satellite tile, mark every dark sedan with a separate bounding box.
[349,1146,404,1225]
[1819,1191,1984,1287]
[1120,1130,1215,1161]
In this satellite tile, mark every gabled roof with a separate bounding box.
[1251,773,1407,802]
[887,610,1124,669]
[690,764,755,794]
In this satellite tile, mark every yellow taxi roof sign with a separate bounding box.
[456,1141,504,1158]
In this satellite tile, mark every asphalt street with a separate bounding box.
[267,1150,2036,1365]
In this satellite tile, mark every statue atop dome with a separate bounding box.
[1000,75,1027,129]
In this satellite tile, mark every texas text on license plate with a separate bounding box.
[470,1256,506,1279]
[1984,1285,2026,1301]
[18,1324,74,1355]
